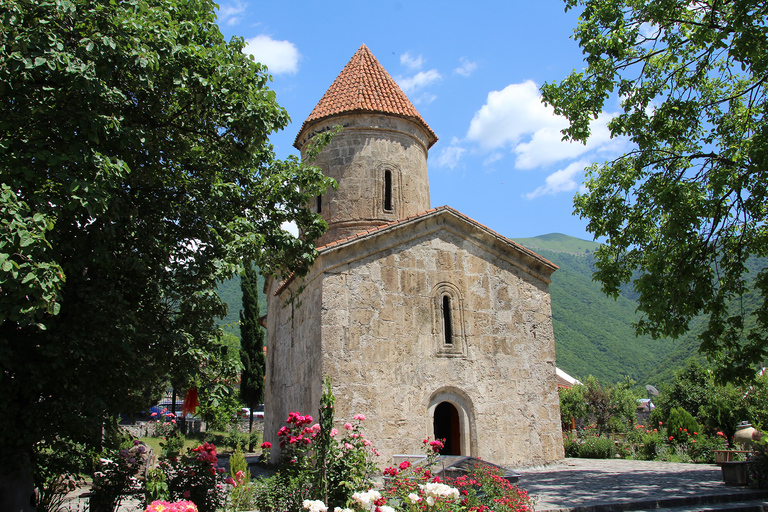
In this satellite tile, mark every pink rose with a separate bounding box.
[353,414,366,421]
[344,423,353,430]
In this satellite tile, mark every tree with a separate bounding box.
[239,263,265,447]
[558,384,587,430]
[541,0,768,384]
[0,0,333,507]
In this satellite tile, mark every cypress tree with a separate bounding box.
[239,263,265,449]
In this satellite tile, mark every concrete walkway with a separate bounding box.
[516,458,768,511]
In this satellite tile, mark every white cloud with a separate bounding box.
[434,146,466,169]
[514,112,616,169]
[400,52,424,71]
[412,92,437,105]
[217,1,247,26]
[454,57,477,77]
[483,152,504,166]
[524,160,589,199]
[243,35,301,75]
[467,81,562,149]
[467,80,622,169]
[396,69,442,94]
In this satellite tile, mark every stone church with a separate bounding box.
[263,45,564,467]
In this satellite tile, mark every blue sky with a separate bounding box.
[215,1,629,241]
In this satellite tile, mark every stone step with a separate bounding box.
[537,490,768,512]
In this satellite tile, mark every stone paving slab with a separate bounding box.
[514,458,767,511]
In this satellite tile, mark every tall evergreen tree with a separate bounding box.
[240,263,265,448]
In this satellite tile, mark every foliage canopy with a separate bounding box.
[0,0,332,459]
[542,0,768,383]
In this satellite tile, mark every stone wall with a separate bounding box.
[315,228,563,467]
[263,273,324,455]
[300,114,432,248]
[266,211,564,468]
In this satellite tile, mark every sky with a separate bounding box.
[215,1,630,242]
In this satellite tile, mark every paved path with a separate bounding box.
[515,458,765,511]
[73,457,768,511]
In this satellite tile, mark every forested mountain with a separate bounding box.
[215,269,266,339]
[514,233,766,386]
[514,234,681,386]
[215,234,764,387]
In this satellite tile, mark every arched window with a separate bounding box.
[431,282,467,357]
[384,170,392,211]
[442,295,453,345]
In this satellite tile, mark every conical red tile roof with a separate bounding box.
[294,44,437,149]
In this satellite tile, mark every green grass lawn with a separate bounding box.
[139,430,264,456]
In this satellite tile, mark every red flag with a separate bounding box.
[181,387,199,417]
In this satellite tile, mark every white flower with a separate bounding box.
[426,496,435,506]
[407,492,420,503]
[302,499,328,512]
[333,509,355,512]
[378,506,396,512]
[419,482,461,500]
[351,489,381,510]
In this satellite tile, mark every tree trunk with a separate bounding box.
[0,450,36,512]
[248,409,254,451]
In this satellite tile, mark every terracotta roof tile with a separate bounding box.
[294,44,437,149]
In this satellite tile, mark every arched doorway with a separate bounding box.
[433,401,461,455]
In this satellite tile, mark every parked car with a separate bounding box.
[238,404,264,419]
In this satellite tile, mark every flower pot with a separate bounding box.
[721,461,749,486]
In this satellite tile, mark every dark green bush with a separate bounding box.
[578,435,615,459]
[667,407,700,444]
[635,430,665,460]
[252,470,312,511]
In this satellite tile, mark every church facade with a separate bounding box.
[263,45,564,467]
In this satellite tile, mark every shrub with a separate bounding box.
[91,441,150,512]
[563,435,580,457]
[635,429,666,461]
[161,430,185,459]
[164,443,227,512]
[686,432,719,463]
[254,377,379,511]
[251,473,312,512]
[748,434,768,489]
[667,407,700,444]
[577,435,615,459]
[223,426,249,452]
[226,449,254,512]
[383,446,534,511]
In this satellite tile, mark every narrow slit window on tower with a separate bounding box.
[442,295,453,345]
[384,170,392,211]
[316,195,322,213]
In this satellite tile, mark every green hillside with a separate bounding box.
[215,268,266,340]
[515,234,767,387]
[518,242,678,385]
[513,233,601,254]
